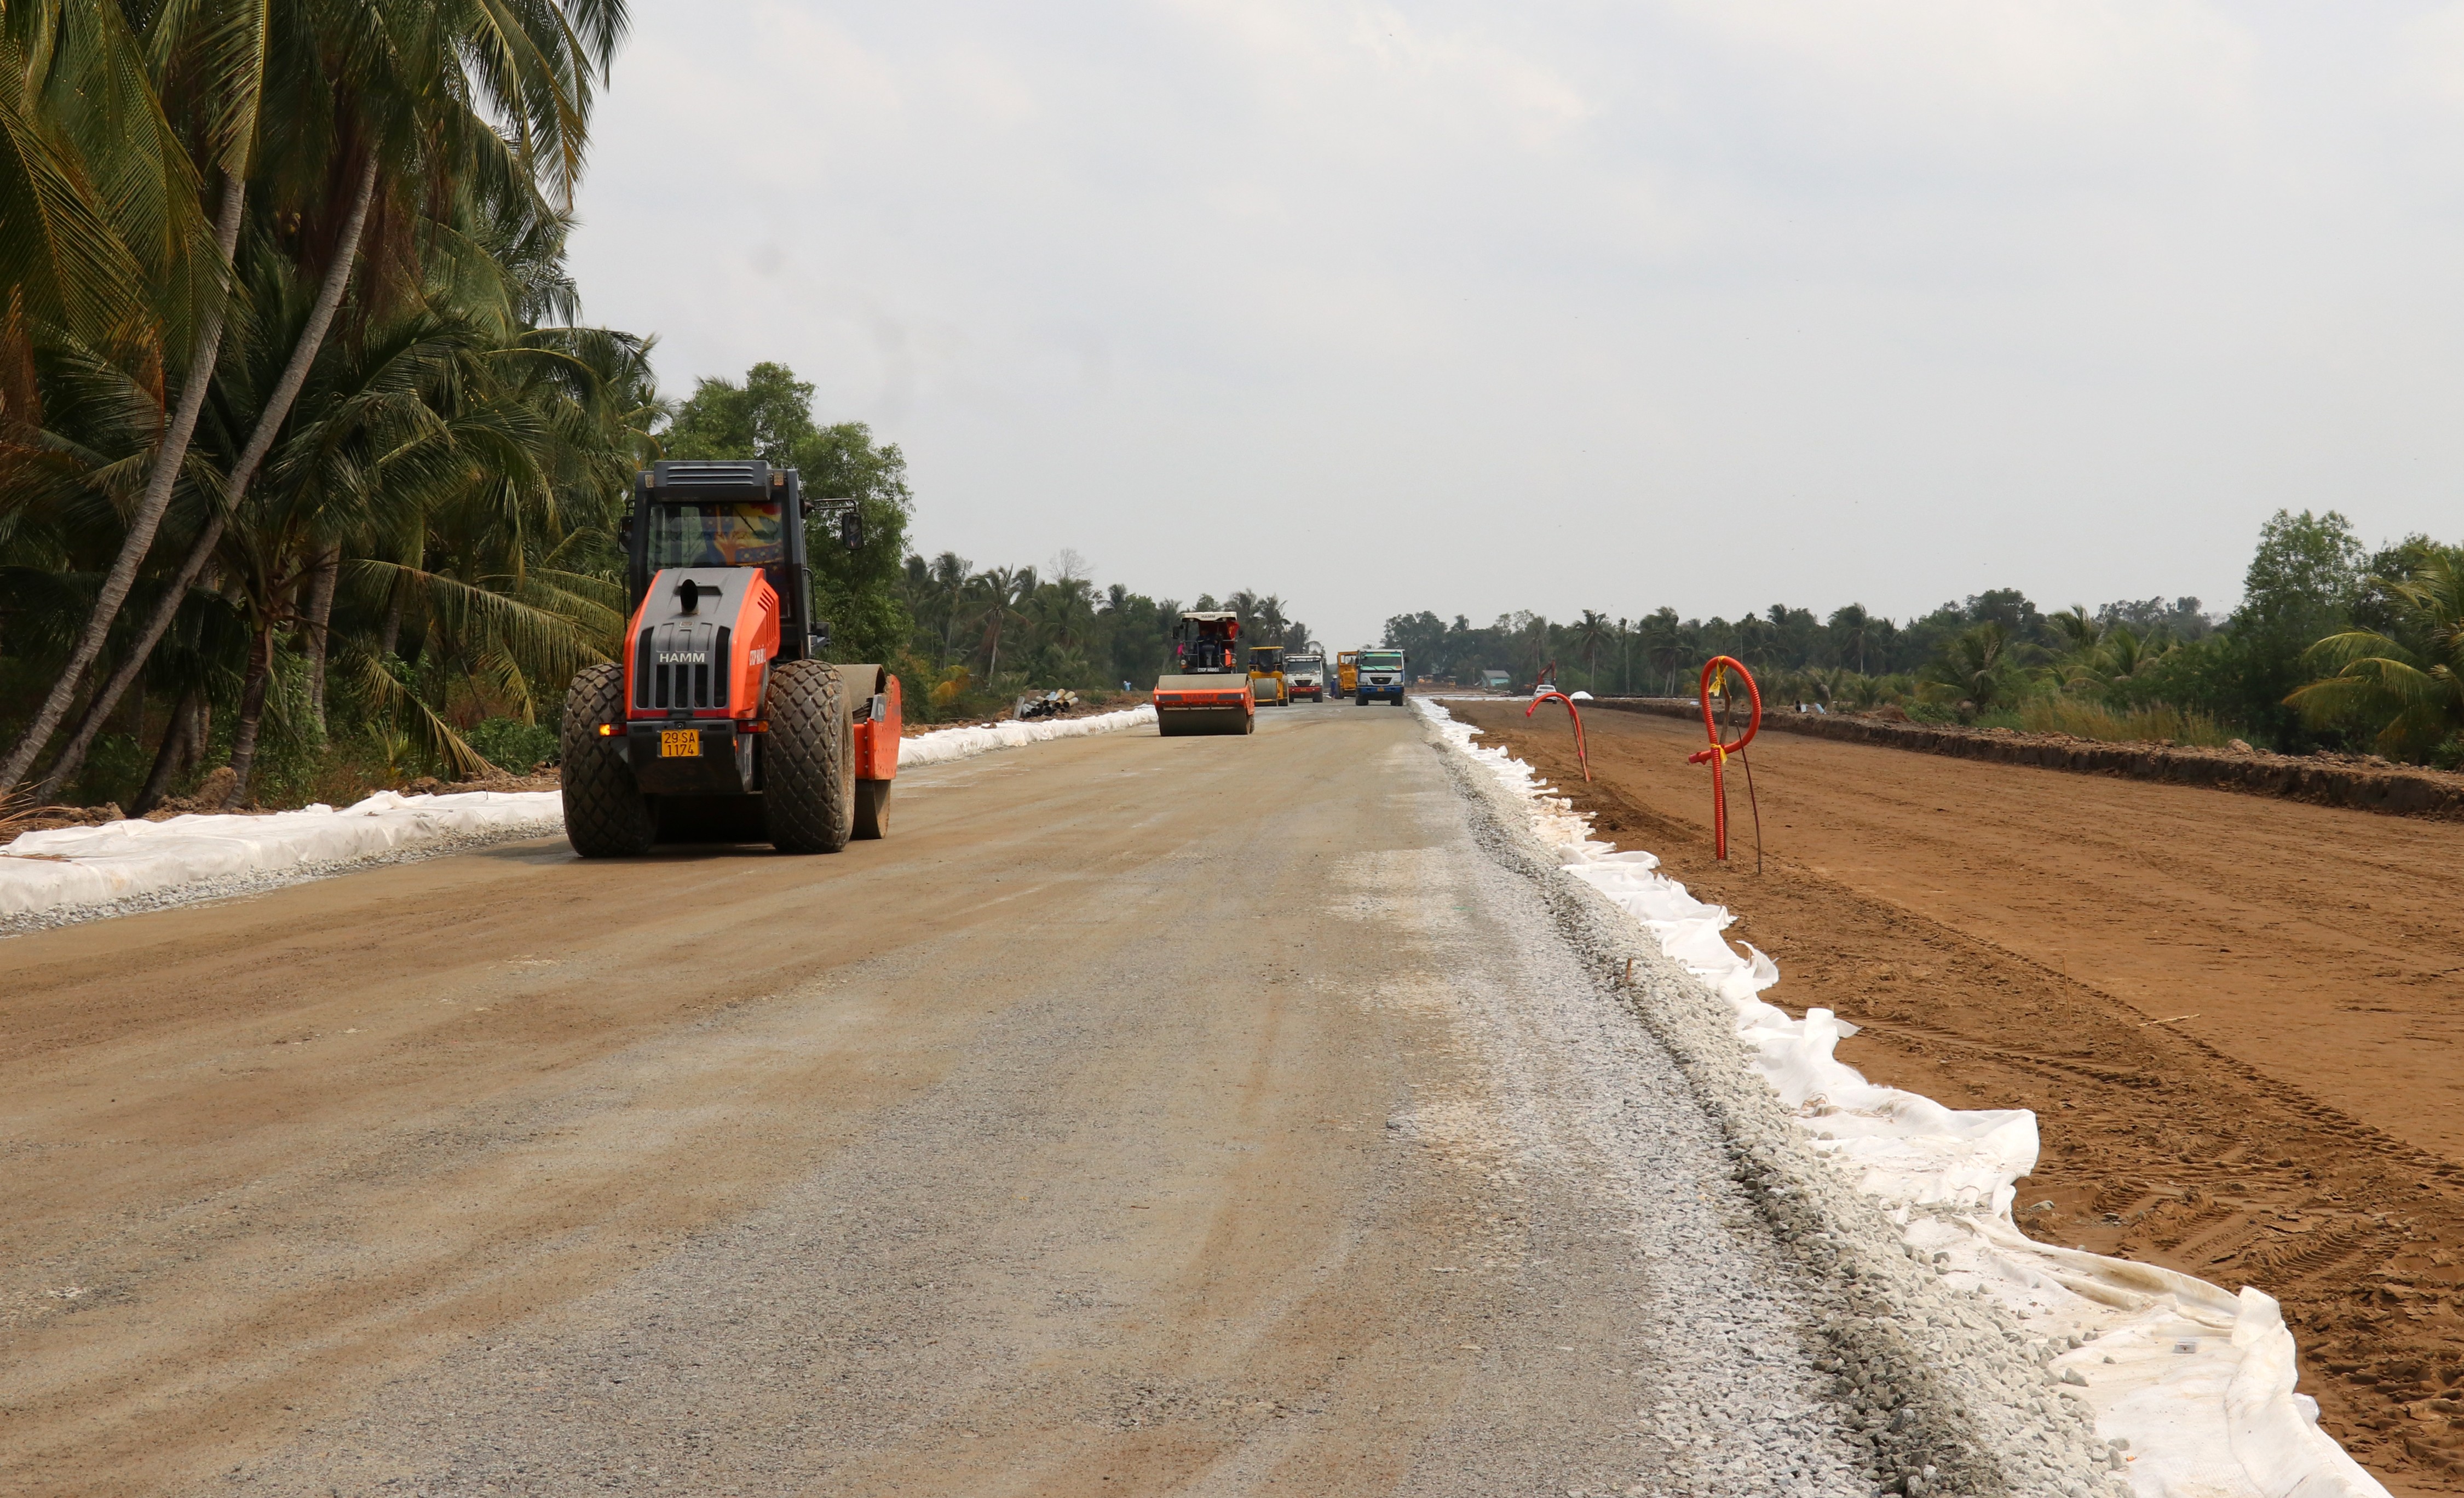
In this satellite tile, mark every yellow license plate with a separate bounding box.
[659,728,701,758]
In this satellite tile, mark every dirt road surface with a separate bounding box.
[3,704,1868,1497]
[1452,698,2464,1495]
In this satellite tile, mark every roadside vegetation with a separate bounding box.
[0,0,646,814]
[0,7,1308,814]
[1389,510,2464,766]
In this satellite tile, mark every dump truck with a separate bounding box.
[1153,611,1256,736]
[559,460,900,856]
[1337,650,1360,695]
[1285,651,1327,701]
[1355,648,1407,705]
[1247,644,1289,707]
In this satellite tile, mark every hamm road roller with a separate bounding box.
[1153,610,1255,736]
[560,460,900,856]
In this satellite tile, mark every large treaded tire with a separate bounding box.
[560,663,656,857]
[764,660,851,854]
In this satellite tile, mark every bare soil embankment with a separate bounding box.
[1593,696,2464,822]
[1452,699,2464,1495]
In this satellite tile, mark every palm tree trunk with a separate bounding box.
[377,579,406,658]
[223,623,275,806]
[301,542,341,733]
[36,524,224,800]
[0,173,246,793]
[131,683,202,815]
[33,152,381,806]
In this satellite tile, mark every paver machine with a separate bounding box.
[1153,611,1256,736]
[559,460,901,856]
[1247,644,1289,707]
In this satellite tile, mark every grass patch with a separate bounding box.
[2011,697,2236,748]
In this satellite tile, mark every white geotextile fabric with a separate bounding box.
[1417,699,2389,1498]
[896,704,1157,767]
[0,705,1161,921]
[0,790,563,918]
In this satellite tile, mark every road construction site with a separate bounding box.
[1452,698,2464,1496]
[2,692,2420,1497]
[7,702,1910,1498]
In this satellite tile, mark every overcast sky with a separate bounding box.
[567,1,2464,649]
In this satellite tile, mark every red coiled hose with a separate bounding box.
[1525,690,1590,781]
[1686,657,1761,861]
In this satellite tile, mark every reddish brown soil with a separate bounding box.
[1453,700,2464,1494]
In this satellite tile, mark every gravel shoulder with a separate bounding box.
[4,702,1894,1497]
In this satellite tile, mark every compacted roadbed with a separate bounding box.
[7,703,2102,1497]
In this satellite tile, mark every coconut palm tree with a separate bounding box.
[2096,626,2168,685]
[2288,548,2464,761]
[1028,573,1095,661]
[3,0,632,797]
[1572,609,1613,691]
[0,0,247,793]
[1918,622,2022,713]
[1640,607,1685,695]
[1827,603,1874,675]
[969,565,1035,684]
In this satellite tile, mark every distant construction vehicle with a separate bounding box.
[1337,650,1360,696]
[1247,644,1289,707]
[1153,611,1256,736]
[1355,648,1408,706]
[1285,650,1327,701]
[560,460,899,856]
[1480,669,1511,692]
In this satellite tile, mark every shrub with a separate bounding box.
[465,716,559,774]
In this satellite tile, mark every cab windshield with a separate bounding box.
[1360,652,1403,669]
[650,501,786,569]
[1286,656,1322,672]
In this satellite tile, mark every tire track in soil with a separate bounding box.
[1452,700,2464,1497]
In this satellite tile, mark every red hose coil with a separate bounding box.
[1525,690,1590,782]
[1686,656,1761,860]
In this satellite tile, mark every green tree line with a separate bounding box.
[894,558,1311,722]
[1384,510,2464,765]
[659,364,1315,725]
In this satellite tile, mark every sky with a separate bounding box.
[567,1,2464,651]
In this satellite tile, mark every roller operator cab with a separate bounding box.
[1355,648,1407,705]
[559,459,900,857]
[1285,651,1326,702]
